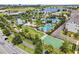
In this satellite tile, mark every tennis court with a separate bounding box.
[41,35,64,49]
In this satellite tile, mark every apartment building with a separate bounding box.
[65,10,79,33]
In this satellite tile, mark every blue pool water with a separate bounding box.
[39,23,55,32]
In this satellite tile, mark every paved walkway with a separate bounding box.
[22,41,35,49]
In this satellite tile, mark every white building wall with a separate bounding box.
[66,22,79,33]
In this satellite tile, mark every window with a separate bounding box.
[75,28,77,30]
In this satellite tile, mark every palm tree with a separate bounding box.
[12,33,23,45]
[60,41,73,53]
[44,44,63,54]
[34,38,43,54]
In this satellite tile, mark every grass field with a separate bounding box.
[22,26,44,37]
[0,13,5,17]
[8,34,14,42]
[5,7,36,12]
[17,44,34,53]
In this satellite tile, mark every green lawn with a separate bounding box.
[17,44,34,53]
[0,13,5,17]
[22,26,44,37]
[5,7,35,12]
[7,34,14,42]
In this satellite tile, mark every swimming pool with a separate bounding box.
[39,23,55,32]
[39,18,63,32]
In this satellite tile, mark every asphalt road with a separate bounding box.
[0,30,28,54]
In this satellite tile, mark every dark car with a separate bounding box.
[5,38,8,40]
